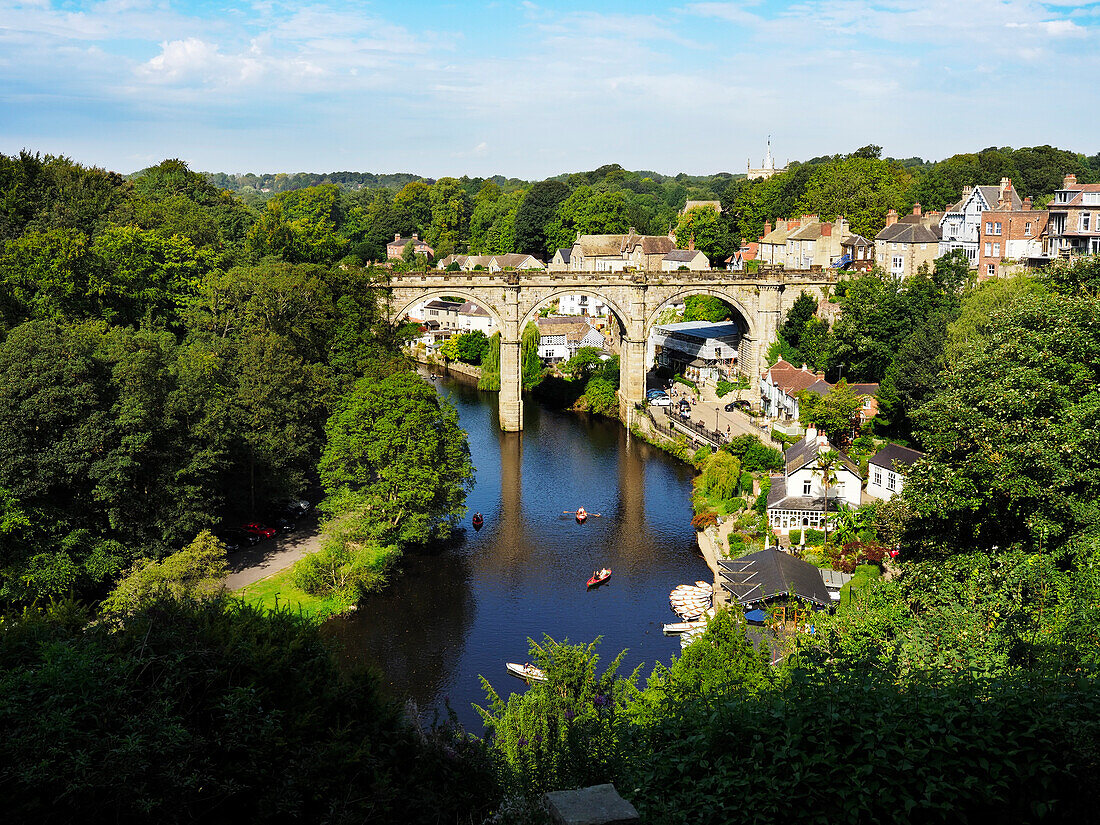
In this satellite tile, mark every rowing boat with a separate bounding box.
[506,662,547,682]
[587,568,612,588]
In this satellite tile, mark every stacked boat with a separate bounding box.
[669,581,714,620]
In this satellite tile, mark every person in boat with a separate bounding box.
[576,507,587,519]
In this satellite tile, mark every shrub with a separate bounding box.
[805,529,826,545]
[754,477,771,514]
[692,446,712,470]
[716,379,734,398]
[790,529,803,546]
[738,471,754,495]
[703,452,741,500]
[101,531,228,618]
[691,512,718,531]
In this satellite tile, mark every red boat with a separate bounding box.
[587,568,612,588]
[576,507,588,524]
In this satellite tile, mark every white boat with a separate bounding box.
[506,662,547,682]
[663,621,706,635]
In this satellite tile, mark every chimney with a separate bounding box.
[741,237,747,247]
[412,233,418,240]
[821,222,832,237]
[764,220,772,236]
[802,363,809,372]
[962,185,973,199]
[818,434,829,450]
[886,209,898,227]
[688,235,695,252]
[1064,173,1078,189]
[912,202,922,217]
[805,426,818,442]
[1023,197,1032,211]
[394,233,401,242]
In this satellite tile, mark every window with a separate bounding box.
[993,242,1000,256]
[995,222,1002,235]
[1085,193,1100,206]
[803,480,812,496]
[1025,222,1032,236]
[892,256,904,273]
[873,469,882,487]
[987,264,996,276]
[1082,213,1092,232]
[985,221,993,234]
[984,242,992,256]
[887,473,896,492]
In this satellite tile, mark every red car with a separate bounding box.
[242,522,277,540]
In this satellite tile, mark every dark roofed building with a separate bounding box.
[866,443,924,501]
[718,549,833,608]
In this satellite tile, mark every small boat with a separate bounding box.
[506,662,547,682]
[472,512,483,530]
[663,621,706,635]
[587,568,612,588]
[576,507,588,523]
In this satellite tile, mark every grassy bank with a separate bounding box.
[235,568,352,621]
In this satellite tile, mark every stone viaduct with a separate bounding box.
[385,267,840,431]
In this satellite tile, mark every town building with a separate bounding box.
[783,217,851,269]
[746,138,789,181]
[549,248,571,270]
[976,197,1047,280]
[535,317,606,363]
[661,249,710,271]
[566,229,690,272]
[760,359,829,421]
[437,254,543,271]
[650,321,743,384]
[719,549,834,610]
[756,219,801,265]
[837,234,875,271]
[875,205,942,279]
[387,233,434,260]
[1041,174,1100,261]
[865,443,924,501]
[940,179,1023,267]
[724,238,759,271]
[765,428,863,535]
[557,294,610,318]
[410,299,495,334]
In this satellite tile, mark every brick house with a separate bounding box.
[940,180,1023,267]
[1042,174,1100,261]
[387,233,434,260]
[977,187,1048,280]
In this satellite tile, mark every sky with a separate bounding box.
[1,0,1099,178]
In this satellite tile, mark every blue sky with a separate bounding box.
[1,0,1098,177]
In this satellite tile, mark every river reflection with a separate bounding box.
[324,371,708,731]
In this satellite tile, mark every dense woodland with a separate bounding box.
[3,150,1100,822]
[200,144,1100,265]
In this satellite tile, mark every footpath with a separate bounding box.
[224,517,321,590]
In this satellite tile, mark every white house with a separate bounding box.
[557,293,610,318]
[760,359,830,421]
[535,317,606,363]
[865,443,923,501]
[411,299,495,334]
[766,429,863,535]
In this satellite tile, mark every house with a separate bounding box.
[719,549,833,609]
[387,233,434,260]
[622,229,677,270]
[977,193,1047,280]
[549,248,571,270]
[725,238,759,271]
[412,299,495,334]
[558,294,610,317]
[535,317,606,363]
[875,205,942,279]
[1041,174,1100,261]
[489,253,544,271]
[760,359,829,421]
[455,301,495,333]
[765,428,863,535]
[837,234,875,271]
[865,443,924,501]
[650,321,743,384]
[756,218,802,265]
[783,217,851,269]
[567,229,691,272]
[940,179,1023,267]
[661,249,710,271]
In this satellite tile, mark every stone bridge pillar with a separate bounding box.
[498,278,524,432]
[618,280,649,425]
[752,283,785,395]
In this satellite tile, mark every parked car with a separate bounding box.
[241,522,277,540]
[649,395,671,407]
[646,389,669,400]
[284,499,312,518]
[218,527,260,548]
[724,399,751,412]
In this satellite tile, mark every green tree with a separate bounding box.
[428,177,471,257]
[393,180,432,236]
[514,180,569,256]
[801,380,862,446]
[815,449,841,545]
[796,156,914,237]
[682,295,732,323]
[673,205,724,261]
[521,321,543,389]
[318,371,473,546]
[101,530,228,618]
[478,331,501,391]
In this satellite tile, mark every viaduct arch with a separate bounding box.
[386,268,838,431]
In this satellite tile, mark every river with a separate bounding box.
[325,371,709,731]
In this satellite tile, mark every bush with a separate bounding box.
[692,446,712,470]
[691,511,719,531]
[716,379,734,398]
[771,428,799,448]
[703,452,741,500]
[805,529,826,545]
[790,529,803,546]
[101,531,228,618]
[754,477,771,514]
[738,471,754,495]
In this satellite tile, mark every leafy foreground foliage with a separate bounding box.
[0,597,500,823]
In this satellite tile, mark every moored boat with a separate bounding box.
[506,662,547,682]
[587,568,612,588]
[472,512,483,530]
